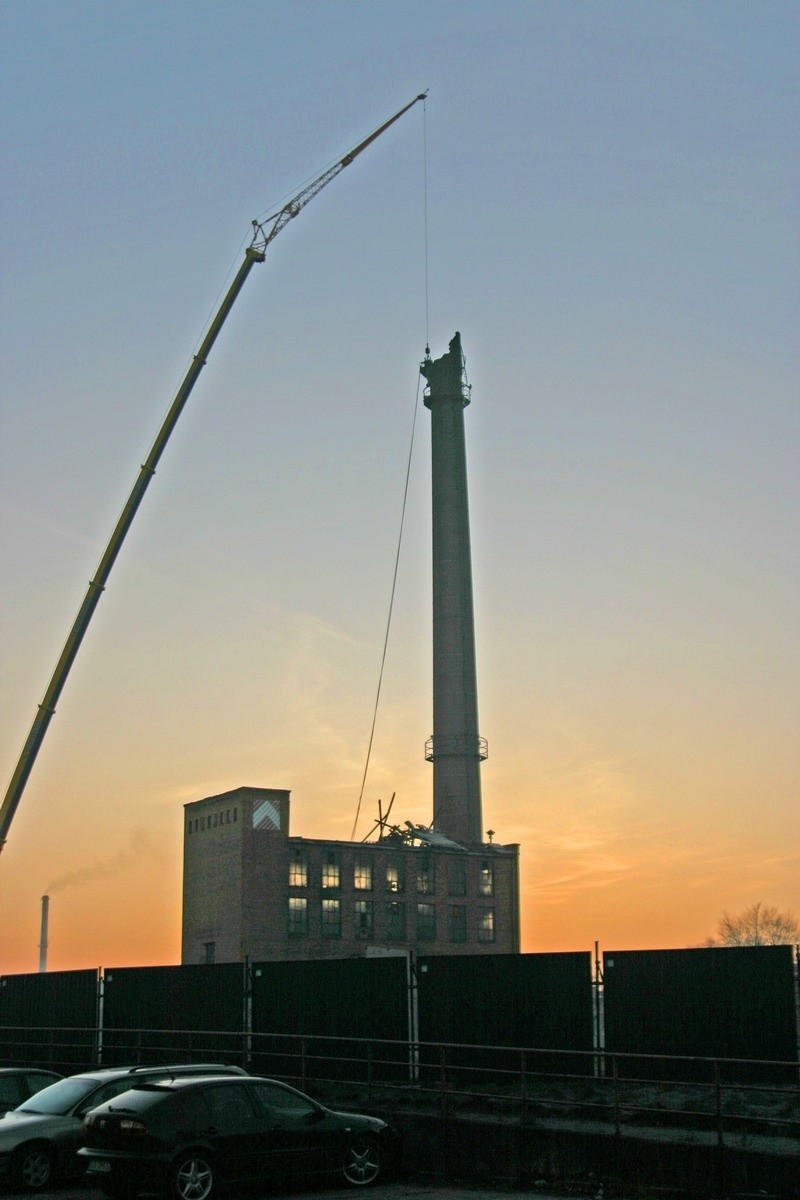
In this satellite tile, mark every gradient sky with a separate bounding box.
[1,1,797,976]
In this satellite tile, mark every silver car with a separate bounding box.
[0,1062,247,1192]
[0,1069,62,1118]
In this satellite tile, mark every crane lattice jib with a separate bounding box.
[0,90,427,855]
[251,93,426,253]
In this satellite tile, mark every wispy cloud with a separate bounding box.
[502,743,645,907]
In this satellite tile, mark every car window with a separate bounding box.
[0,1077,22,1108]
[204,1084,256,1130]
[170,1089,212,1132]
[250,1081,317,1120]
[18,1077,97,1114]
[24,1073,59,1096]
[80,1079,140,1112]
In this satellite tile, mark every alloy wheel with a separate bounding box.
[173,1154,214,1200]
[17,1146,54,1192]
[342,1138,382,1186]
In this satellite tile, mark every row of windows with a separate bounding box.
[287,898,495,944]
[289,852,494,898]
[188,807,238,834]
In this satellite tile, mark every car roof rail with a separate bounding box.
[126,1063,242,1075]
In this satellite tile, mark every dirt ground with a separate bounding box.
[1,1182,593,1199]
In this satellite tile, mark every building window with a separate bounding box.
[386,901,406,940]
[202,941,215,964]
[478,862,494,897]
[448,856,466,896]
[416,855,435,895]
[449,905,467,943]
[321,898,341,937]
[353,860,373,890]
[289,851,308,888]
[477,908,495,942]
[385,859,405,893]
[354,900,374,939]
[288,897,308,936]
[417,903,436,941]
[321,852,340,890]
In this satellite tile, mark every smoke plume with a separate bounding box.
[45,827,158,894]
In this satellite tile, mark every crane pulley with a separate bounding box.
[0,91,427,856]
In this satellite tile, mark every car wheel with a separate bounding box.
[170,1152,215,1200]
[342,1137,382,1186]
[13,1144,55,1192]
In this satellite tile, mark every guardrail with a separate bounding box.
[2,1024,798,1150]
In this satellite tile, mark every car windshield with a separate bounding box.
[18,1077,98,1115]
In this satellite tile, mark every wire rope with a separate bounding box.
[423,95,430,353]
[350,371,423,841]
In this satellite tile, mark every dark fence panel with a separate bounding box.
[603,945,799,1082]
[101,964,245,1066]
[0,969,98,1073]
[416,952,595,1079]
[250,956,411,1085]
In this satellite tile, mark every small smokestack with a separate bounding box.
[39,895,49,973]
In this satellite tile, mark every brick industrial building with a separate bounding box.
[182,336,521,963]
[181,786,519,962]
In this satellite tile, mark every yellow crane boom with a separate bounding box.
[0,91,427,855]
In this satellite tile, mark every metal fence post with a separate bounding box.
[243,958,253,1071]
[713,1059,724,1147]
[439,1043,449,1119]
[612,1054,621,1136]
[95,970,104,1066]
[593,940,605,1078]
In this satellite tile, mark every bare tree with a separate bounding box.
[706,901,799,947]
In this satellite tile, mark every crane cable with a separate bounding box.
[350,371,423,842]
[350,95,430,840]
[165,96,433,423]
[423,94,430,354]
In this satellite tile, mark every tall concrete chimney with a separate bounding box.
[421,332,486,845]
[38,894,49,973]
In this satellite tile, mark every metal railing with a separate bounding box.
[2,1024,798,1150]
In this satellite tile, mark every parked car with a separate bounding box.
[79,1073,397,1198]
[0,1069,62,1118]
[0,1062,247,1192]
